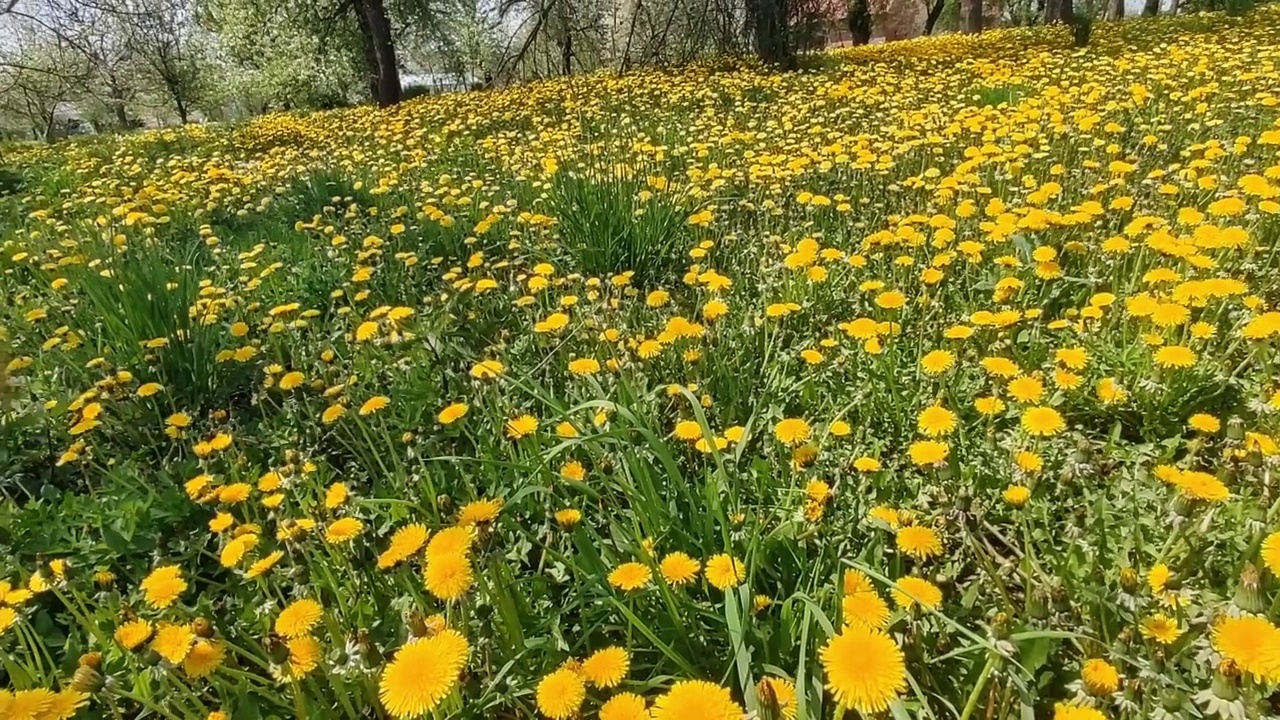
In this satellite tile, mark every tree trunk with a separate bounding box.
[962,0,982,31]
[1142,0,1158,15]
[1106,0,1123,19]
[1167,0,1178,13]
[361,0,401,107]
[1046,0,1072,22]
[174,93,189,124]
[924,0,946,34]
[847,0,871,43]
[561,32,573,75]
[108,82,129,129]
[353,5,381,102]
[751,0,791,66]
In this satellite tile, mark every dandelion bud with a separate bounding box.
[1160,688,1185,711]
[1027,588,1049,619]
[1210,666,1239,701]
[70,663,103,692]
[756,680,781,720]
[1116,627,1134,645]
[992,612,1010,639]
[78,652,102,669]
[408,610,429,638]
[1072,440,1090,464]
[1232,563,1264,613]
[1171,493,1193,517]
[436,494,453,511]
[1119,567,1139,593]
[1227,416,1245,441]
[266,636,290,665]
[192,618,214,639]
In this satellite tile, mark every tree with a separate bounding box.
[748,0,791,66]
[961,0,981,31]
[360,0,401,104]
[846,0,871,43]
[2,0,145,130]
[922,0,944,34]
[120,0,207,123]
[1142,0,1158,14]
[203,0,369,111]
[0,26,92,140]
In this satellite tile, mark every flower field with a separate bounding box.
[4,9,1280,720]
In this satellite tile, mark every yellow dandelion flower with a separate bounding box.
[184,639,226,678]
[916,404,957,437]
[425,551,474,602]
[275,599,324,638]
[908,440,949,467]
[581,646,629,689]
[599,692,647,720]
[608,562,652,592]
[757,676,797,719]
[140,565,187,609]
[820,625,907,714]
[359,395,390,415]
[1003,485,1031,506]
[152,623,195,664]
[649,680,743,720]
[379,524,430,569]
[438,402,469,424]
[896,526,942,560]
[1213,615,1280,681]
[1021,406,1065,436]
[659,552,701,586]
[114,619,153,651]
[842,590,891,630]
[278,635,322,680]
[920,350,955,375]
[1140,614,1182,644]
[1054,705,1108,720]
[892,576,943,611]
[458,498,502,526]
[536,667,586,720]
[506,414,539,439]
[774,418,811,446]
[1080,658,1120,695]
[1154,345,1196,368]
[379,630,469,718]
[704,554,745,590]
[324,517,364,543]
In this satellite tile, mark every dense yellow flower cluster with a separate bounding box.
[2,8,1280,719]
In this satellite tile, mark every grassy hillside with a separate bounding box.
[2,8,1280,719]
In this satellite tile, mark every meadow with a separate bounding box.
[3,8,1280,719]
